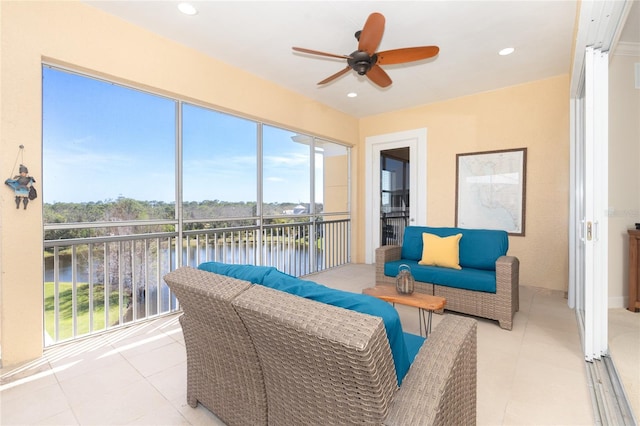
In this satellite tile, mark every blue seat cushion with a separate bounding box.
[401,226,508,271]
[385,259,497,293]
[198,261,422,385]
[403,332,425,363]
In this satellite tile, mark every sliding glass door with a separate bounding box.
[571,46,609,361]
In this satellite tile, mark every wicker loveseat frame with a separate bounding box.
[164,266,477,425]
[376,243,519,330]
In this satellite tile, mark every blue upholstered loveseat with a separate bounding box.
[376,226,520,330]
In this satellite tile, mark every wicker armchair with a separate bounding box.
[165,266,477,425]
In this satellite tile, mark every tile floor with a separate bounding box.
[0,263,634,425]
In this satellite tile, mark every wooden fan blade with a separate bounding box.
[358,12,385,55]
[366,64,392,88]
[377,46,440,65]
[292,47,350,60]
[318,66,352,85]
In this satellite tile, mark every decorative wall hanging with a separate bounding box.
[455,148,527,236]
[5,145,37,210]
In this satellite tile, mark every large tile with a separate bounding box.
[43,334,112,363]
[124,341,186,378]
[477,322,525,356]
[476,332,520,425]
[169,330,186,346]
[106,329,180,359]
[57,358,143,407]
[503,397,594,425]
[125,402,190,425]
[508,357,593,425]
[34,409,79,426]
[519,325,584,371]
[527,308,580,334]
[0,358,53,386]
[517,285,538,312]
[608,308,639,336]
[173,399,226,426]
[476,361,515,426]
[46,338,130,383]
[1,364,59,401]
[508,307,531,332]
[146,361,187,403]
[0,381,72,425]
[70,379,171,425]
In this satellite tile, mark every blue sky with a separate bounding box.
[42,66,315,204]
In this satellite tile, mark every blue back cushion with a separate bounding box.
[198,262,420,385]
[401,226,508,271]
[198,261,276,283]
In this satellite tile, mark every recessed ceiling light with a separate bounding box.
[178,2,198,16]
[347,92,358,98]
[499,47,515,56]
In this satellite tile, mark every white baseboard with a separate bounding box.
[608,296,626,309]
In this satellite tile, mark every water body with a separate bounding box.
[45,245,321,283]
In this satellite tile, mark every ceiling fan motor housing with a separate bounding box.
[348,51,378,75]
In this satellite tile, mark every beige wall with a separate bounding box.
[357,75,571,291]
[0,1,358,366]
[608,53,640,308]
[323,155,349,214]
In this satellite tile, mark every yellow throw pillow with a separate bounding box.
[418,232,463,270]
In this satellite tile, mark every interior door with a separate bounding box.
[380,148,410,246]
[365,129,427,263]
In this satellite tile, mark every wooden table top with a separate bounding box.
[362,285,446,311]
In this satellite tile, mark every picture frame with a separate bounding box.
[455,148,527,236]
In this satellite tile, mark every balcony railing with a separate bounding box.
[43,217,350,346]
[381,211,409,246]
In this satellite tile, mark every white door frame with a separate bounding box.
[364,128,427,264]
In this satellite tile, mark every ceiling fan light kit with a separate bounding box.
[177,2,197,16]
[292,12,440,88]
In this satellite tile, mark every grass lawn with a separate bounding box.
[44,282,123,341]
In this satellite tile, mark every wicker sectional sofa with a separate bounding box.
[164,266,477,425]
[376,226,520,330]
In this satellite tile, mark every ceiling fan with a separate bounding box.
[292,12,439,88]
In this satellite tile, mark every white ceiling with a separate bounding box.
[85,1,639,118]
